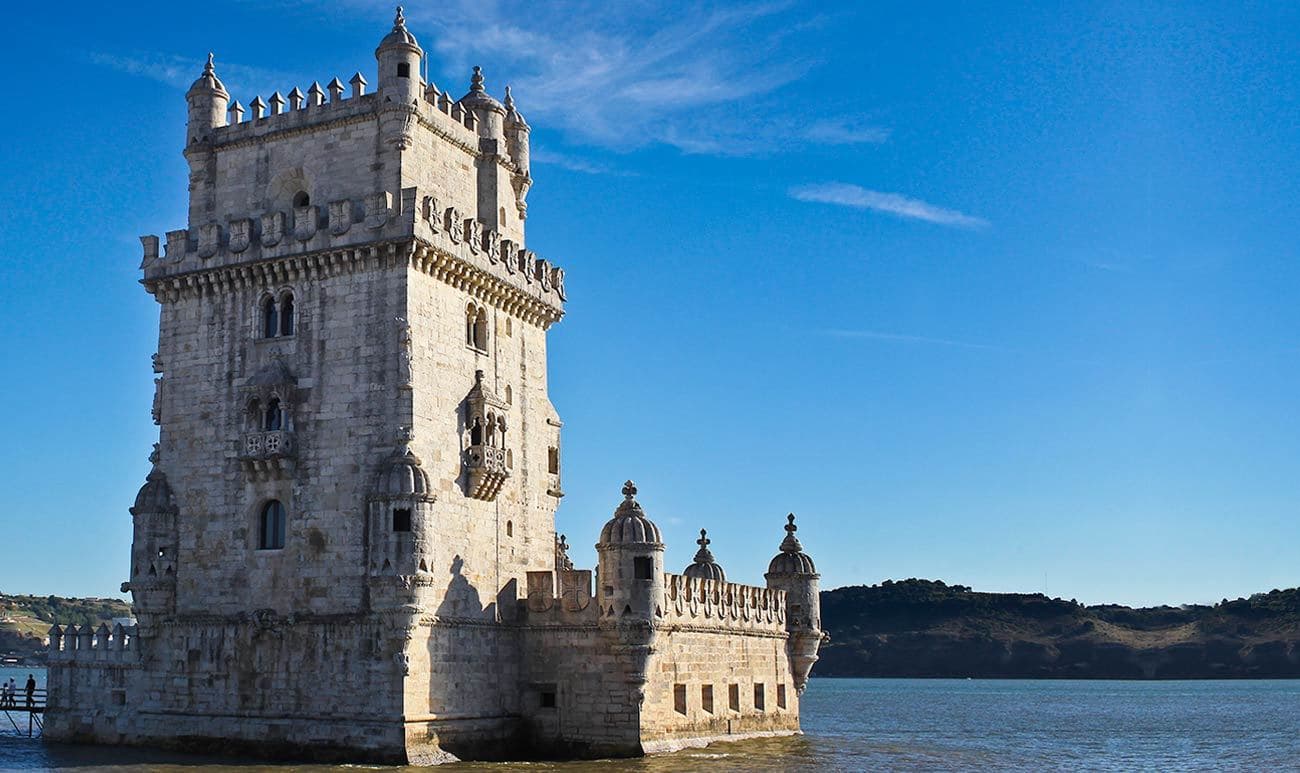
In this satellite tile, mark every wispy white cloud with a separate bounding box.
[801,119,890,146]
[823,329,1007,351]
[88,51,300,101]
[531,147,636,177]
[790,182,989,229]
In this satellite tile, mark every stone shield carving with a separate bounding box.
[229,219,251,253]
[261,212,285,247]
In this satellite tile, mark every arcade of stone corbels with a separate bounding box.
[44,8,826,764]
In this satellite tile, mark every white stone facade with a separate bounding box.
[44,9,824,763]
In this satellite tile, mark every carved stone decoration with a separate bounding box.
[366,192,391,230]
[552,266,566,301]
[151,377,162,425]
[151,353,163,374]
[501,240,517,273]
[538,258,552,291]
[197,223,220,259]
[483,229,501,264]
[463,370,510,501]
[464,219,483,255]
[260,211,285,247]
[329,200,352,236]
[445,207,463,244]
[396,316,413,389]
[519,250,536,283]
[421,195,441,234]
[294,205,318,241]
[228,218,251,253]
[555,534,573,571]
[165,230,188,260]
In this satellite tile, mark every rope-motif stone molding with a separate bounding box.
[663,574,787,633]
[659,624,789,640]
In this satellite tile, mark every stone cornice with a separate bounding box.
[409,238,563,328]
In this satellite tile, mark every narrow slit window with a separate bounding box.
[777,684,787,709]
[280,292,295,336]
[701,684,714,714]
[728,683,740,712]
[262,296,279,338]
[548,447,559,474]
[754,683,765,711]
[673,684,687,715]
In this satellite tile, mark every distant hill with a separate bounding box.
[0,594,131,663]
[816,579,1300,679]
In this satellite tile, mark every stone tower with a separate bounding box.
[44,9,822,764]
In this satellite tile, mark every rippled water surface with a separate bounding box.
[4,675,1300,771]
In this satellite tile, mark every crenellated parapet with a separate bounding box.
[139,184,565,325]
[47,623,141,664]
[661,574,787,636]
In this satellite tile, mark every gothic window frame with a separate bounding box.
[258,499,287,550]
[465,302,489,353]
[279,290,295,337]
[257,288,298,340]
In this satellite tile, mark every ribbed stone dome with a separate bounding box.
[598,481,663,546]
[377,446,431,499]
[460,66,505,114]
[767,513,817,576]
[377,7,421,51]
[187,53,228,98]
[683,529,726,582]
[131,467,177,516]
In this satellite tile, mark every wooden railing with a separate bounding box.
[1,687,46,738]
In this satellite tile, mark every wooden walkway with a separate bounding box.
[1,688,45,738]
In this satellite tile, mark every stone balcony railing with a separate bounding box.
[465,444,508,501]
[240,430,295,479]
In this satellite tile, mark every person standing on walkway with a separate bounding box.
[24,675,35,709]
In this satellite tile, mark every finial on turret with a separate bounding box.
[622,480,637,500]
[205,52,215,74]
[503,85,515,111]
[780,513,804,553]
[697,529,710,549]
[471,65,485,93]
[474,369,485,385]
[394,5,406,28]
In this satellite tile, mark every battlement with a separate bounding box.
[46,623,140,664]
[662,574,787,634]
[139,183,565,324]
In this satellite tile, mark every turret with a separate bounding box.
[683,529,726,582]
[503,86,531,177]
[461,66,506,140]
[123,445,178,628]
[596,481,665,621]
[765,513,825,693]
[185,53,229,145]
[375,6,423,104]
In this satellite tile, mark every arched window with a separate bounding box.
[497,416,507,447]
[506,520,514,538]
[470,417,483,446]
[262,296,279,339]
[280,292,295,336]
[247,398,261,430]
[264,398,283,431]
[293,191,310,208]
[473,309,489,351]
[259,500,286,550]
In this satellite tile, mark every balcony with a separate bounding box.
[240,430,295,479]
[465,444,509,501]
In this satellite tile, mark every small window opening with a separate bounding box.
[702,684,714,714]
[397,62,411,78]
[293,191,310,208]
[263,398,283,431]
[540,689,556,709]
[280,292,295,336]
[473,309,489,351]
[547,447,559,474]
[506,449,513,468]
[505,385,512,405]
[259,500,286,550]
[506,520,513,537]
[754,683,765,711]
[673,684,687,715]
[505,317,513,337]
[262,296,279,338]
[500,206,507,224]
[777,684,787,709]
[470,417,484,446]
[633,556,653,580]
[392,508,412,532]
[728,683,740,712]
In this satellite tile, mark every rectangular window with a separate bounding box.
[540,690,556,709]
[633,557,653,580]
[754,683,765,711]
[673,684,687,715]
[397,62,411,78]
[548,447,560,474]
[701,684,714,714]
[728,683,740,712]
[392,508,412,532]
[777,684,787,709]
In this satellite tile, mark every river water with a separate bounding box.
[3,671,1300,770]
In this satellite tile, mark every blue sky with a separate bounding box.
[2,1,1299,607]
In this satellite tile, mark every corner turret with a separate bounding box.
[765,513,825,693]
[123,445,178,629]
[596,481,665,620]
[375,6,423,104]
[461,66,506,140]
[503,86,532,219]
[186,53,229,145]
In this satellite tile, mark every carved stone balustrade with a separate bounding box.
[464,444,508,501]
[240,430,295,478]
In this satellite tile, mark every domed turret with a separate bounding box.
[503,85,531,176]
[460,66,506,139]
[765,513,825,693]
[131,465,177,517]
[185,53,229,144]
[376,445,431,499]
[125,446,178,622]
[375,6,423,103]
[596,481,665,622]
[683,529,726,582]
[767,513,816,576]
